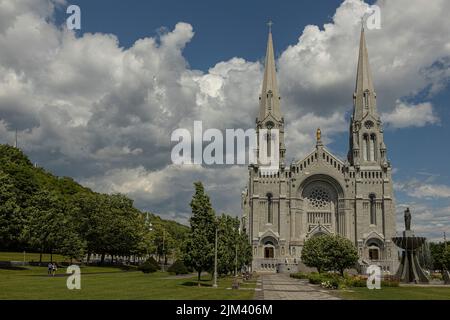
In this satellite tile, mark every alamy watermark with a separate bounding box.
[66,265,81,290]
[171,121,280,174]
[364,5,381,30]
[66,5,81,30]
[366,264,381,289]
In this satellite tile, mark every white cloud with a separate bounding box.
[82,164,247,223]
[1,0,450,229]
[395,203,450,241]
[382,101,439,128]
[395,180,450,199]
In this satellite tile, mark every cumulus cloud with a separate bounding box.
[382,101,439,128]
[1,0,450,234]
[81,164,247,224]
[396,203,450,241]
[396,180,450,199]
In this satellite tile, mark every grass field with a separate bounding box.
[0,252,69,263]
[0,266,257,300]
[335,286,450,300]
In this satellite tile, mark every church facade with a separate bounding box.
[241,27,398,274]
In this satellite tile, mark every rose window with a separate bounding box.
[309,187,330,208]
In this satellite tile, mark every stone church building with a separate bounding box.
[241,26,398,274]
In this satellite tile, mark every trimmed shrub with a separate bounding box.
[307,272,324,284]
[290,272,309,280]
[138,257,160,274]
[381,279,400,287]
[168,260,189,275]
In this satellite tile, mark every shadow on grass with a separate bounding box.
[0,265,29,271]
[181,280,213,287]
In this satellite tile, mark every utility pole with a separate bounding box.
[162,230,165,272]
[235,242,238,277]
[213,227,218,288]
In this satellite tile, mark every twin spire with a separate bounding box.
[258,21,377,122]
[354,24,378,120]
[259,22,281,122]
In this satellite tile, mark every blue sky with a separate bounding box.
[0,0,449,241]
[54,0,354,70]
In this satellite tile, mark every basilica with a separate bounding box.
[241,26,398,274]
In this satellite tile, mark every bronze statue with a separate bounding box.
[404,207,411,231]
[316,128,321,142]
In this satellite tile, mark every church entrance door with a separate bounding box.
[264,247,274,259]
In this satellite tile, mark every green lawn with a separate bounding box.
[0,266,257,300]
[335,286,450,300]
[0,251,70,263]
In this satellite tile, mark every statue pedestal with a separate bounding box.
[443,270,450,285]
[392,232,429,284]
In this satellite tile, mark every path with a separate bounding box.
[255,273,341,300]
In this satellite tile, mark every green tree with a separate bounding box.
[216,214,239,276]
[183,182,216,285]
[237,230,252,272]
[325,236,359,275]
[443,245,450,271]
[58,229,86,263]
[302,234,358,275]
[301,235,330,273]
[25,189,66,263]
[0,171,23,248]
[429,242,450,271]
[151,222,175,265]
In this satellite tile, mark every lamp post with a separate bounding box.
[213,227,218,288]
[235,243,238,277]
[162,229,166,272]
[235,226,240,277]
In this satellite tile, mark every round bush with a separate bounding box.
[167,260,189,275]
[138,257,160,274]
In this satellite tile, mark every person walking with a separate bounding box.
[47,262,52,276]
[52,262,58,277]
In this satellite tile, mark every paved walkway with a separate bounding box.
[255,273,341,300]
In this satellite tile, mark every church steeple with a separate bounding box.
[349,25,387,168]
[259,22,281,122]
[255,22,285,168]
[353,25,378,120]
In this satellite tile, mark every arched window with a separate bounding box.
[267,193,273,224]
[364,90,370,109]
[267,90,273,111]
[369,194,376,225]
[370,134,377,161]
[266,132,272,157]
[362,134,369,161]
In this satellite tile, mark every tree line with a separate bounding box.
[0,145,252,276]
[0,145,189,263]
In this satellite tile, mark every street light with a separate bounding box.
[213,227,218,288]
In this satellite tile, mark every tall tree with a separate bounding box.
[183,182,216,285]
[237,229,252,272]
[216,214,239,276]
[0,171,23,249]
[25,189,66,263]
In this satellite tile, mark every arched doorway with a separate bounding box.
[261,237,277,259]
[366,238,384,261]
[264,246,274,258]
